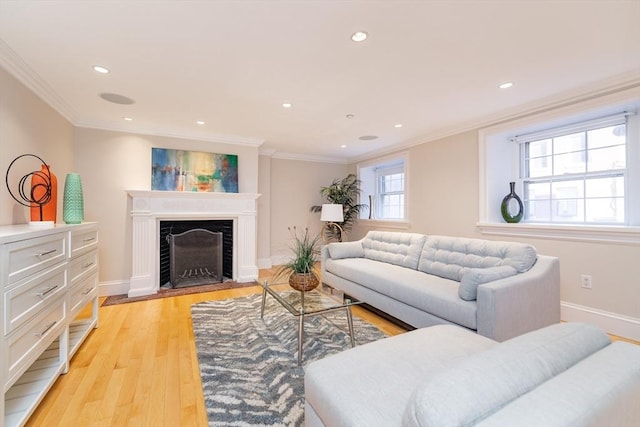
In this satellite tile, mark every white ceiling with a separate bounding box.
[1,1,639,163]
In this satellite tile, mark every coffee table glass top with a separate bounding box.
[259,279,362,316]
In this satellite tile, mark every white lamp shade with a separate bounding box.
[320,204,344,222]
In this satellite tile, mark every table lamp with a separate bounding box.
[321,204,344,242]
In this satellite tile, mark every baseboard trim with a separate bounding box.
[99,280,130,297]
[561,301,640,342]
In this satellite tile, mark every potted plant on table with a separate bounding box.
[275,226,321,292]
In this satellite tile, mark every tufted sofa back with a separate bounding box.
[362,231,426,269]
[417,235,537,281]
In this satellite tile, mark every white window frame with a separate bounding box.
[517,113,628,225]
[477,90,640,245]
[358,152,409,227]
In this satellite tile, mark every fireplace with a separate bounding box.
[127,190,259,297]
[160,220,233,287]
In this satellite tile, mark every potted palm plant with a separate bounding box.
[310,173,368,240]
[275,226,321,291]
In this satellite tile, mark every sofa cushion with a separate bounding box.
[475,341,640,427]
[327,241,364,259]
[362,231,426,269]
[305,325,497,427]
[458,265,518,301]
[325,257,478,329]
[418,235,537,281]
[402,322,611,427]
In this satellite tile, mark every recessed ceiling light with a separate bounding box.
[359,135,378,141]
[346,114,354,119]
[123,117,133,121]
[93,65,109,74]
[196,120,205,125]
[499,82,513,89]
[341,144,347,148]
[351,31,368,42]
[394,124,403,128]
[282,102,292,108]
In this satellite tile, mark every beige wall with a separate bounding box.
[3,62,636,334]
[0,66,74,225]
[73,127,260,284]
[269,158,347,263]
[352,130,640,323]
[257,155,271,267]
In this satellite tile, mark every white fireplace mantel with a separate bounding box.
[127,190,260,297]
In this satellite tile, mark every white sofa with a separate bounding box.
[305,322,640,427]
[322,231,560,341]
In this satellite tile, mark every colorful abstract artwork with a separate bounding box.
[151,148,238,193]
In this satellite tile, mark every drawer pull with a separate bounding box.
[35,321,57,337]
[81,261,95,269]
[36,285,59,298]
[82,287,93,296]
[37,249,58,257]
[82,237,96,242]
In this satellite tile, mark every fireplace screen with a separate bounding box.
[167,228,223,288]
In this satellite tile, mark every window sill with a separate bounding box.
[358,219,411,230]
[477,222,640,245]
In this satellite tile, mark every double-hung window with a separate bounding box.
[358,154,407,221]
[518,114,628,225]
[376,166,405,219]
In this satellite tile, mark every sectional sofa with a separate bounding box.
[305,322,640,426]
[321,231,560,341]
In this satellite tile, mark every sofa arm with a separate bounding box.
[476,255,560,341]
[321,244,331,277]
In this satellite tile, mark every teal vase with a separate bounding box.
[63,173,84,224]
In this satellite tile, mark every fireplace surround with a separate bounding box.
[127,190,260,297]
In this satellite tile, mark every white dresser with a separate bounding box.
[0,222,99,427]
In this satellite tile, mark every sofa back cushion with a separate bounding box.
[402,322,612,427]
[362,231,426,269]
[417,235,537,281]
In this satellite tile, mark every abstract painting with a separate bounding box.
[151,148,238,193]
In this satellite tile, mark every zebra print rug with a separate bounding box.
[191,292,388,426]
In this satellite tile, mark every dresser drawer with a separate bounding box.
[70,272,97,316]
[68,250,98,287]
[6,297,66,386]
[3,233,66,284]
[4,263,67,336]
[70,228,98,258]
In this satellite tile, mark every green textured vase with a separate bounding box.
[500,181,523,223]
[63,173,84,224]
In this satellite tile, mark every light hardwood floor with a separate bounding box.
[25,271,405,426]
[25,269,638,426]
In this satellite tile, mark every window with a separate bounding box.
[358,154,408,221]
[479,90,640,243]
[518,114,628,225]
[377,166,405,219]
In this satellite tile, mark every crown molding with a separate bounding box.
[3,34,638,164]
[75,121,264,147]
[270,151,348,164]
[0,37,77,123]
[347,71,640,164]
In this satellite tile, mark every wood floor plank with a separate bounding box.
[21,274,402,426]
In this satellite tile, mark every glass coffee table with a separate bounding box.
[259,279,363,365]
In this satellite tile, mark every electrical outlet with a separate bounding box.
[581,274,593,289]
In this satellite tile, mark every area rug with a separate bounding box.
[191,292,388,426]
[101,281,257,306]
